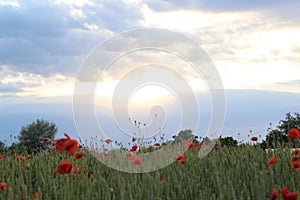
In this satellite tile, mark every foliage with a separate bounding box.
[172,129,197,143]
[278,112,300,134]
[18,119,57,153]
[219,136,238,147]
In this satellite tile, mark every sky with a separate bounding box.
[0,0,300,146]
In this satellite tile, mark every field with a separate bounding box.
[0,140,299,200]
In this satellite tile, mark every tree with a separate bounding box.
[260,130,288,149]
[219,136,238,147]
[261,112,300,149]
[0,141,5,153]
[172,129,197,143]
[18,119,57,153]
[278,112,300,134]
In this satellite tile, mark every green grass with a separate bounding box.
[0,145,299,200]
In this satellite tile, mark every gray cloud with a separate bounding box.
[0,0,144,76]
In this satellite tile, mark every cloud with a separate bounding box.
[0,0,144,76]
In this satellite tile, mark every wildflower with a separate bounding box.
[54,133,78,154]
[288,128,300,139]
[159,175,163,182]
[32,193,42,199]
[125,151,133,160]
[292,160,300,171]
[281,186,298,200]
[154,143,161,147]
[27,155,31,160]
[42,138,49,142]
[292,156,300,162]
[47,149,51,153]
[88,170,92,179]
[132,156,144,166]
[16,155,24,161]
[251,137,258,142]
[73,167,84,174]
[54,161,74,176]
[0,182,7,191]
[0,155,3,160]
[292,149,300,155]
[105,138,112,144]
[176,153,186,164]
[268,156,278,167]
[130,145,138,151]
[75,152,84,160]
[266,188,280,200]
[79,144,83,149]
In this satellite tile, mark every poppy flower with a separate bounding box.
[288,128,300,139]
[54,133,78,154]
[266,188,280,200]
[125,151,134,160]
[188,143,195,150]
[0,182,7,191]
[47,149,51,153]
[292,160,300,171]
[176,153,186,164]
[88,170,92,179]
[42,138,49,142]
[105,138,112,144]
[154,143,161,147]
[73,167,84,174]
[268,156,278,167]
[132,156,144,166]
[159,175,163,182]
[32,193,42,199]
[130,145,138,151]
[75,152,84,160]
[0,155,3,160]
[54,161,74,176]
[292,156,300,162]
[281,186,298,200]
[250,137,258,142]
[292,149,300,155]
[79,144,83,149]
[16,155,24,161]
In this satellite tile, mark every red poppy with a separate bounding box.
[0,155,3,160]
[268,156,278,167]
[292,149,300,155]
[176,153,186,164]
[88,170,92,179]
[132,156,144,166]
[159,175,163,182]
[250,137,258,142]
[188,143,195,150]
[154,143,161,147]
[16,155,24,161]
[130,145,138,151]
[79,144,83,149]
[0,182,7,191]
[75,152,84,160]
[51,141,56,146]
[105,138,112,144]
[73,167,84,174]
[27,155,31,160]
[266,188,280,200]
[47,149,51,153]
[54,133,78,154]
[292,156,300,162]
[42,138,49,142]
[288,128,300,139]
[32,193,42,199]
[125,151,134,160]
[54,161,74,176]
[281,186,298,200]
[292,160,300,171]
